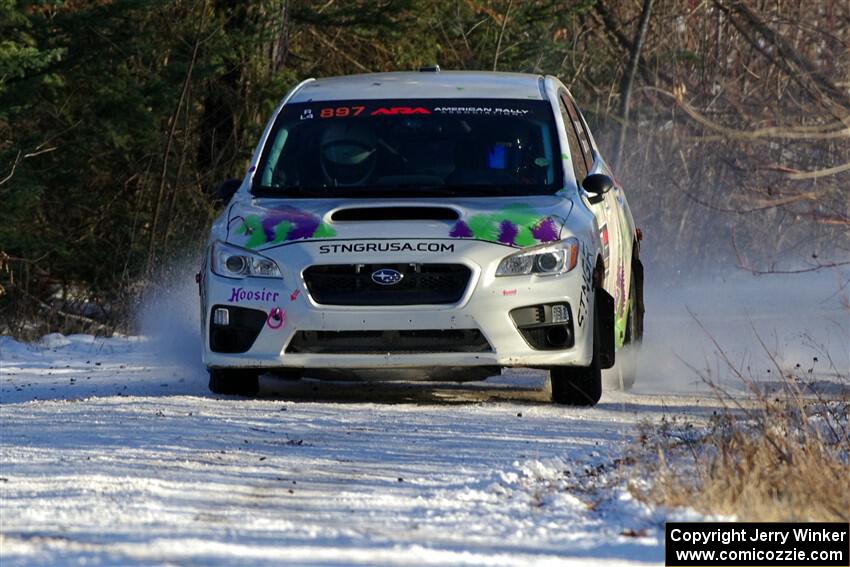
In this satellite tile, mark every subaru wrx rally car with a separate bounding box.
[200,70,644,406]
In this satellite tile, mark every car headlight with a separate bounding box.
[210,240,282,279]
[496,238,579,277]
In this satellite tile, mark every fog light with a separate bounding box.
[213,307,230,326]
[551,304,570,323]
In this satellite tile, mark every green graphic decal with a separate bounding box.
[615,298,630,349]
[614,198,633,349]
[239,215,267,249]
[236,206,336,248]
[449,204,560,247]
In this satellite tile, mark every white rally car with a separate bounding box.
[199,70,644,406]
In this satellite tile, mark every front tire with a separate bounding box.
[208,369,260,396]
[550,305,603,406]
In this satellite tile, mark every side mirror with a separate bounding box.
[582,173,614,204]
[215,179,242,205]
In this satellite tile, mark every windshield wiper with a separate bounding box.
[416,185,553,196]
[347,184,547,197]
[252,186,328,198]
[252,184,555,198]
[370,185,462,196]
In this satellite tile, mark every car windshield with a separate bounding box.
[252,98,563,198]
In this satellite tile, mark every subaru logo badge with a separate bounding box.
[371,268,403,286]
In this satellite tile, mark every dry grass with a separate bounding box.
[636,400,850,521]
[633,327,850,521]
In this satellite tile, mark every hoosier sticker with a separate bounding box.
[228,287,280,303]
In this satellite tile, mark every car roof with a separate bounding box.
[288,71,548,103]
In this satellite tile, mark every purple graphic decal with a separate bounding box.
[448,204,562,247]
[497,220,519,245]
[238,206,336,248]
[531,217,559,242]
[449,220,473,238]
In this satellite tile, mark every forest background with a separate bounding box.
[1,0,848,337]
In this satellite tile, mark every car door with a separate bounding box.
[561,92,633,347]
[559,92,615,278]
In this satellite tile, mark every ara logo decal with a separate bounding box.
[370,107,431,116]
[371,268,404,286]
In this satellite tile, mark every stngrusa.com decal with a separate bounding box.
[318,242,455,254]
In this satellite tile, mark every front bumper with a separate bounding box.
[201,239,594,370]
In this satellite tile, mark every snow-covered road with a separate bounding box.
[0,334,714,566]
[2,271,846,566]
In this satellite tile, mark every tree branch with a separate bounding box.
[648,86,850,141]
[715,0,850,118]
[492,0,513,72]
[614,0,653,170]
[593,0,671,87]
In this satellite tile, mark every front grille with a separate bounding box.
[303,264,471,306]
[286,329,492,354]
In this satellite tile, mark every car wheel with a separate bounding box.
[208,369,260,396]
[550,303,602,406]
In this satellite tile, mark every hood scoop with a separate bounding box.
[331,206,460,222]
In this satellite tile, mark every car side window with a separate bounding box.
[561,94,594,172]
[559,96,587,183]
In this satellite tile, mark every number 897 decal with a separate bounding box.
[319,106,366,118]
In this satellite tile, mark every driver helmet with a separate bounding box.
[319,122,377,186]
